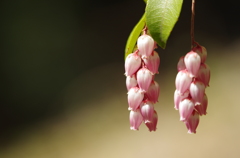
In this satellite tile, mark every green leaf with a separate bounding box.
[146,0,183,49]
[124,13,146,59]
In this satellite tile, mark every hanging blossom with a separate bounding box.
[174,43,210,134]
[125,28,160,131]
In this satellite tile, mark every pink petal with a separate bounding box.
[136,67,153,92]
[145,110,158,132]
[193,45,207,63]
[197,63,210,87]
[185,110,200,134]
[146,81,160,103]
[124,52,141,76]
[184,51,201,78]
[126,75,137,91]
[189,80,205,105]
[142,51,160,74]
[195,94,208,115]
[129,109,143,130]
[137,34,155,57]
[177,56,186,71]
[179,98,195,121]
[140,100,154,123]
[174,89,189,110]
[175,70,192,94]
[127,87,144,111]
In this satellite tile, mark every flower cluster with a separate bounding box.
[125,32,160,131]
[174,43,210,134]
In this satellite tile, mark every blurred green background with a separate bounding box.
[1,0,240,158]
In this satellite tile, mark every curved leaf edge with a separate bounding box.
[145,0,183,49]
[124,13,146,59]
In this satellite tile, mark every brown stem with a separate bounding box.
[143,26,148,35]
[191,0,195,48]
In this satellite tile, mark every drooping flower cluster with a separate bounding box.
[174,43,210,134]
[125,32,160,131]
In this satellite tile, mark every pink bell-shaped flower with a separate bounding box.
[195,94,208,115]
[137,34,155,57]
[124,52,141,76]
[145,110,158,132]
[179,98,195,121]
[189,80,205,105]
[142,51,160,74]
[175,70,192,94]
[177,56,186,71]
[126,75,138,91]
[174,89,189,110]
[127,87,144,111]
[146,81,160,103]
[185,110,200,134]
[184,51,201,78]
[197,63,210,87]
[140,100,154,123]
[137,67,153,92]
[129,109,143,130]
[193,45,207,63]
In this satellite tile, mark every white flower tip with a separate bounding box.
[187,130,196,134]
[144,120,151,123]
[195,102,201,106]
[141,55,148,59]
[176,90,183,96]
[174,106,179,110]
[130,127,139,131]
[180,117,186,122]
[189,74,195,78]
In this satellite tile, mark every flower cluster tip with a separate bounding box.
[125,31,160,132]
[174,43,210,134]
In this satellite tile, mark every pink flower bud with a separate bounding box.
[195,94,208,115]
[177,56,186,71]
[175,70,192,94]
[140,100,154,123]
[145,110,158,132]
[127,87,144,111]
[137,34,155,57]
[126,75,137,91]
[174,89,189,110]
[124,52,141,76]
[136,67,153,92]
[189,80,205,105]
[142,51,160,74]
[197,63,210,87]
[146,81,160,103]
[184,51,201,77]
[179,98,194,121]
[193,45,207,63]
[129,109,143,130]
[185,110,200,134]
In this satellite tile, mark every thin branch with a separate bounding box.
[191,0,195,48]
